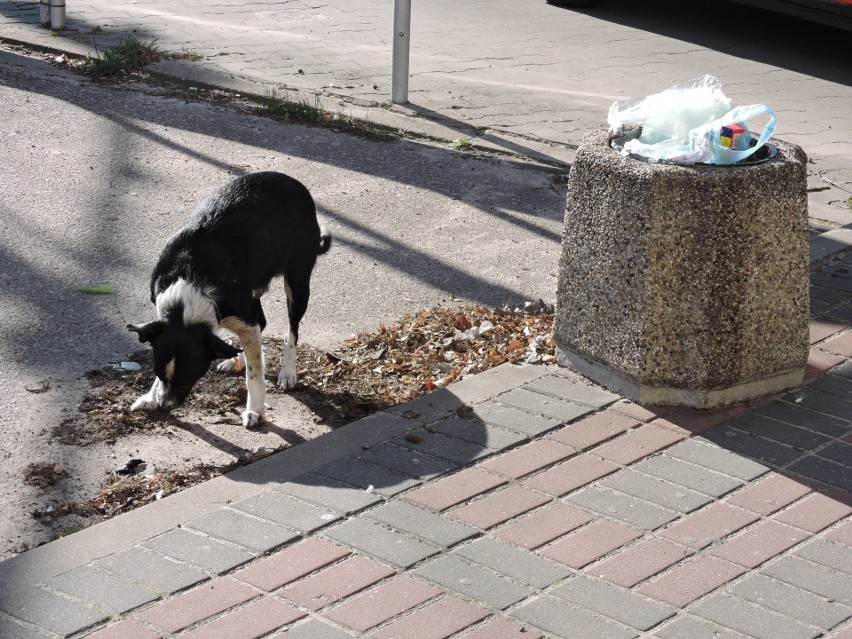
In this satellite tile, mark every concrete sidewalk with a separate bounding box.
[0,252,849,638]
[2,0,850,250]
[1,1,852,638]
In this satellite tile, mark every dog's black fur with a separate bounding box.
[128,171,331,427]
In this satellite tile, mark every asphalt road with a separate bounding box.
[0,49,566,558]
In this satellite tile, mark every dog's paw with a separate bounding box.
[217,354,246,374]
[277,370,298,390]
[130,395,158,411]
[242,410,264,429]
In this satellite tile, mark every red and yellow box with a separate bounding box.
[720,123,747,150]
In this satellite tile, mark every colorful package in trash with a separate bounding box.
[720,123,748,150]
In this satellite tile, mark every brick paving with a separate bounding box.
[1,4,852,632]
[0,320,847,638]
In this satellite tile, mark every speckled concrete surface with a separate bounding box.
[554,130,809,407]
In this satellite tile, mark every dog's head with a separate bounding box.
[127,320,240,411]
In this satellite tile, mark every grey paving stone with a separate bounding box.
[454,537,570,589]
[795,538,852,576]
[723,413,831,451]
[357,442,458,479]
[185,507,300,553]
[232,490,342,533]
[471,401,562,436]
[789,388,852,423]
[552,575,675,631]
[48,565,158,615]
[0,615,54,639]
[666,439,770,480]
[810,284,849,305]
[691,593,820,639]
[788,456,852,493]
[728,574,852,630]
[323,518,439,568]
[391,428,492,464]
[387,388,467,422]
[275,476,382,514]
[634,455,744,498]
[566,485,680,530]
[365,501,478,548]
[275,618,354,638]
[94,547,208,595]
[511,596,639,639]
[654,616,751,639]
[312,456,420,497]
[808,374,852,401]
[524,375,620,408]
[447,363,550,405]
[431,416,528,452]
[834,360,852,380]
[754,401,851,438]
[0,586,108,637]
[817,442,852,467]
[763,556,852,606]
[702,428,801,467]
[497,388,596,424]
[413,555,532,610]
[143,528,254,574]
[599,469,712,513]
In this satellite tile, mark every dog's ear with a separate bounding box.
[204,333,242,360]
[127,321,167,344]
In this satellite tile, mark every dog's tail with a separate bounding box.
[318,225,332,255]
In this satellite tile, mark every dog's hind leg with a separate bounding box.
[131,377,162,411]
[278,278,309,389]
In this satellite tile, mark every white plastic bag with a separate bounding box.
[608,75,776,165]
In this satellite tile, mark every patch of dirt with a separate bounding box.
[38,304,555,530]
[23,462,67,489]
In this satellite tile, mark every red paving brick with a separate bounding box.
[521,454,619,497]
[826,519,852,547]
[659,502,759,550]
[827,622,852,639]
[139,578,257,634]
[494,502,595,549]
[548,410,640,450]
[810,319,848,345]
[86,621,160,639]
[652,407,746,436]
[774,492,852,533]
[806,349,846,381]
[589,538,692,587]
[479,439,575,479]
[537,519,642,569]
[234,538,351,592]
[449,485,551,529]
[821,330,852,357]
[610,401,666,422]
[638,556,746,607]
[709,520,809,568]
[282,555,395,611]
[371,596,490,639]
[324,576,441,632]
[460,616,545,639]
[181,597,305,639]
[726,473,813,515]
[403,468,507,512]
[592,424,684,465]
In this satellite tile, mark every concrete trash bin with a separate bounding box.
[554,129,809,409]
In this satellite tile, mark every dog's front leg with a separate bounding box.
[131,377,162,411]
[238,324,266,428]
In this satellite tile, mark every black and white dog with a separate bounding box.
[127,172,331,428]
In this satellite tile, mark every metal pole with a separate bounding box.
[49,0,66,29]
[391,0,410,104]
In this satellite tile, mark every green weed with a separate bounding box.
[89,34,160,79]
